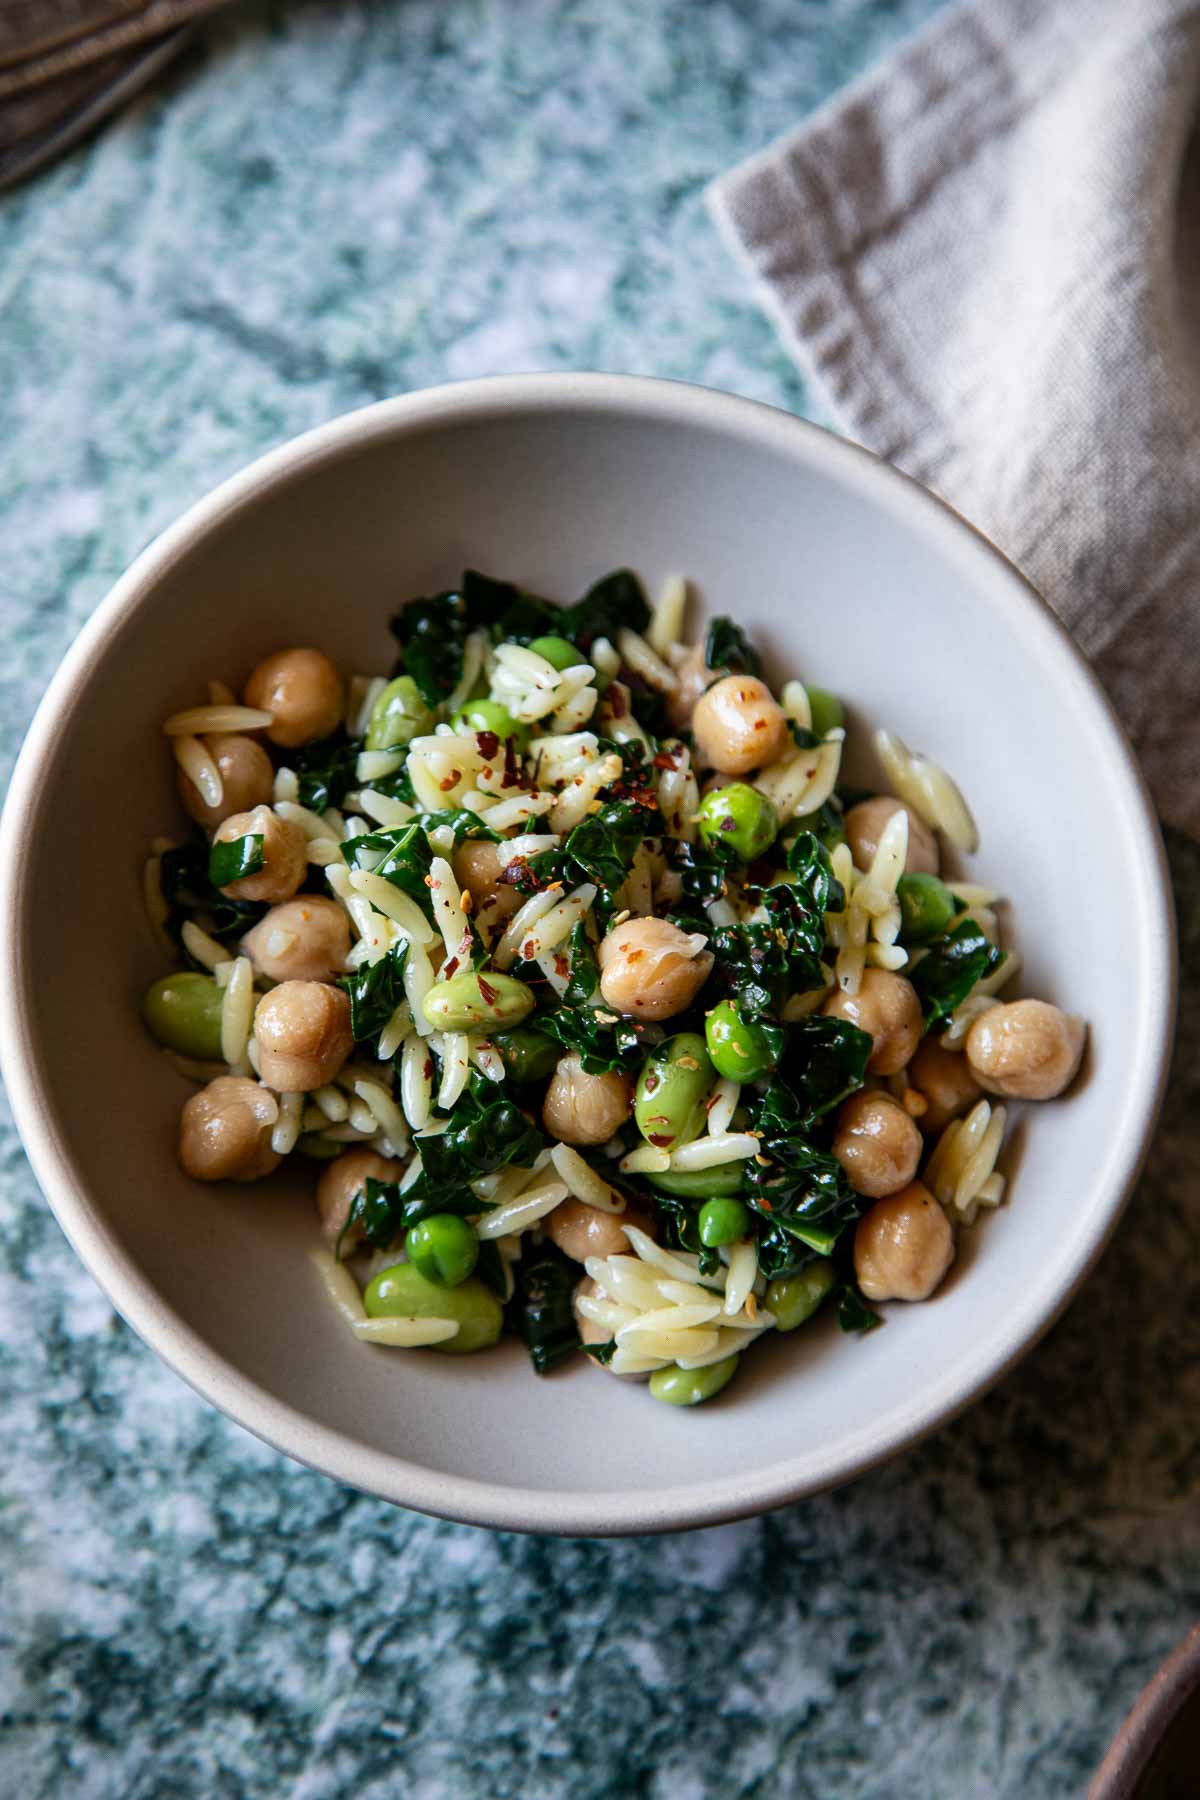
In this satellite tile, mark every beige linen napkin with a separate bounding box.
[710,0,1200,838]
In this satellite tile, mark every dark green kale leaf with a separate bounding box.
[584,1339,617,1366]
[764,1015,873,1128]
[562,919,600,1006]
[389,591,470,707]
[835,1284,883,1334]
[669,837,738,907]
[558,798,662,893]
[292,730,363,814]
[782,830,844,911]
[337,1178,403,1257]
[339,939,409,1043]
[160,841,266,947]
[460,568,559,643]
[207,833,264,889]
[537,1004,646,1075]
[505,1239,581,1375]
[910,917,1005,1031]
[704,616,762,676]
[418,808,502,844]
[405,1076,544,1216]
[364,763,417,807]
[562,568,650,649]
[649,1190,724,1278]
[341,823,433,917]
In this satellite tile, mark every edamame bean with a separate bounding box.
[634,1033,715,1151]
[649,1353,740,1407]
[698,1198,751,1248]
[704,999,779,1082]
[527,634,580,672]
[406,1215,479,1287]
[364,1262,503,1352]
[422,969,535,1032]
[695,782,779,863]
[451,696,528,747]
[366,675,434,751]
[142,972,225,1060]
[806,687,844,738]
[766,1259,836,1332]
[492,1024,561,1083]
[896,873,957,945]
[648,1165,744,1200]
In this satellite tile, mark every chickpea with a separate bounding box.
[545,1197,653,1264]
[453,840,521,921]
[597,917,713,1021]
[179,1076,282,1183]
[254,980,353,1092]
[316,1148,403,1253]
[667,642,717,732]
[213,805,307,904]
[177,733,274,832]
[542,1053,632,1145]
[691,675,790,775]
[844,797,940,876]
[823,969,923,1076]
[854,1181,954,1302]
[243,648,343,749]
[908,1038,982,1134]
[241,896,351,984]
[832,1091,922,1198]
[966,999,1086,1100]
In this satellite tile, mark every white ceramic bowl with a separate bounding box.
[0,375,1174,1535]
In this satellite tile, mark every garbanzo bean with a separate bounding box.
[908,1038,982,1134]
[177,732,274,832]
[316,1148,402,1252]
[179,1076,282,1182]
[844,797,940,876]
[242,896,351,984]
[213,805,307,904]
[542,1053,632,1145]
[854,1181,954,1302]
[254,980,353,1092]
[832,1091,922,1198]
[544,1197,652,1263]
[243,648,343,749]
[966,999,1086,1100]
[691,674,790,775]
[453,840,521,920]
[597,917,713,1021]
[823,969,922,1075]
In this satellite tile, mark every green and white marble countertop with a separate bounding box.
[2,2,1197,1793]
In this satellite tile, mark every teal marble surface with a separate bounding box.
[2,2,1197,1795]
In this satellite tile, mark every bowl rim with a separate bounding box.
[0,372,1176,1536]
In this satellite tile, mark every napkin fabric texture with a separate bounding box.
[710,0,1200,839]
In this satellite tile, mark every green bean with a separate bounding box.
[492,1023,561,1083]
[697,1197,751,1248]
[896,873,957,945]
[695,782,779,863]
[363,1263,503,1353]
[366,676,434,751]
[142,972,225,1060]
[649,1354,740,1407]
[422,969,535,1032]
[806,687,844,738]
[766,1259,836,1332]
[406,1215,479,1287]
[634,1033,716,1152]
[451,696,528,748]
[648,1165,744,1200]
[704,999,779,1082]
[527,634,581,672]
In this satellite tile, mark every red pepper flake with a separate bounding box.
[753,719,767,732]
[423,1059,434,1081]
[424,874,436,887]
[477,974,499,1004]
[476,729,500,760]
[652,750,678,771]
[756,1191,773,1209]
[442,955,460,979]
[608,685,629,719]
[648,1132,674,1148]
[439,773,460,791]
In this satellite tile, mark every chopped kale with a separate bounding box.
[505,1240,582,1375]
[339,939,408,1043]
[704,616,762,676]
[292,730,363,814]
[207,833,264,889]
[562,920,600,1006]
[159,841,266,946]
[910,917,1005,1030]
